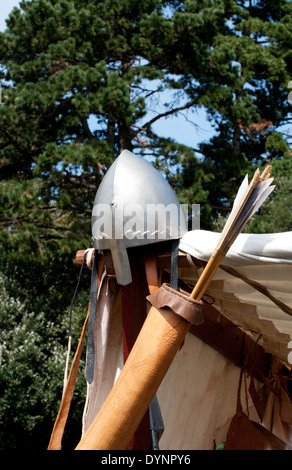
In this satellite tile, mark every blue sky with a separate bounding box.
[0,0,21,31]
[0,0,215,149]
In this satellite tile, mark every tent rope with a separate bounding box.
[185,253,292,318]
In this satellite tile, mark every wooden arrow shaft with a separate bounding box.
[190,165,272,302]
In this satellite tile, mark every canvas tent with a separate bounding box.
[79,229,292,450]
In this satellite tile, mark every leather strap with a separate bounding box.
[145,241,179,294]
[224,365,292,450]
[145,255,159,294]
[170,239,179,290]
[86,250,99,384]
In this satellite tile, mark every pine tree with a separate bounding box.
[135,0,292,227]
[0,0,214,449]
[191,0,292,225]
[0,0,211,256]
[0,0,291,449]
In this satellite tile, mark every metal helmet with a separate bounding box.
[91,150,187,285]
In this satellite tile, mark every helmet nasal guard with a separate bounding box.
[91,150,187,285]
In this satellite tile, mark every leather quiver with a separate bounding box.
[147,282,204,326]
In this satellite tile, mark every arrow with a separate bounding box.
[190,165,275,301]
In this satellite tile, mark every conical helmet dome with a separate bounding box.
[92,150,187,284]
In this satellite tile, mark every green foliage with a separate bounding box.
[0,248,90,449]
[215,441,225,450]
[188,0,291,226]
[1,0,291,237]
[245,156,292,233]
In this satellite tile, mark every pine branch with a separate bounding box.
[136,101,195,133]
[3,129,28,156]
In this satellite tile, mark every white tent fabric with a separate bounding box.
[157,332,258,450]
[82,275,124,434]
[82,229,292,448]
[180,230,292,266]
[179,230,292,364]
[157,230,292,449]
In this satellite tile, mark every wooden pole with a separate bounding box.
[75,249,95,268]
